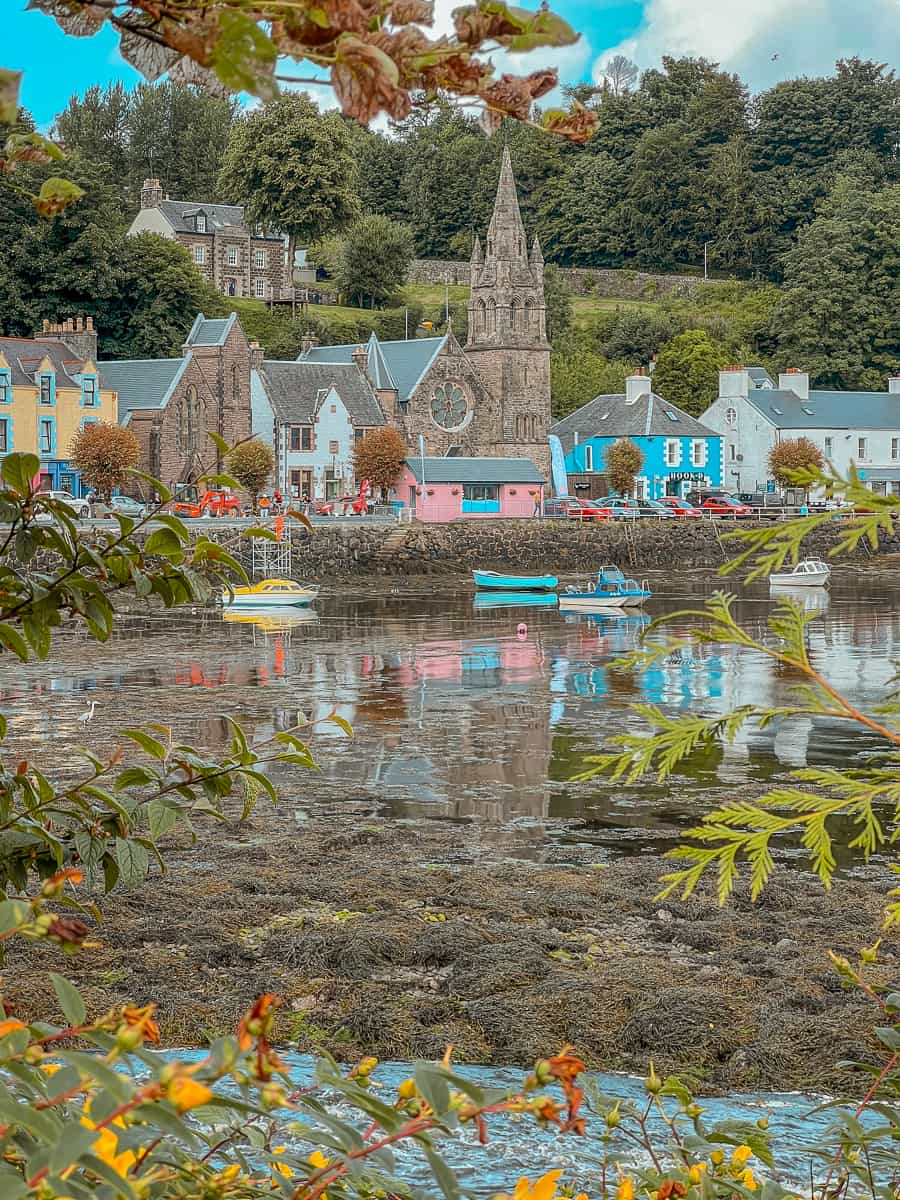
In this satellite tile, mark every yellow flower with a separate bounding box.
[309,1150,330,1169]
[79,1118,136,1177]
[709,1151,724,1167]
[495,1170,565,1200]
[167,1076,214,1111]
[737,1169,757,1190]
[397,1077,417,1100]
[688,1164,707,1184]
[617,1177,636,1200]
[730,1146,753,1171]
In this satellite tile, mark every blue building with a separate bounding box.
[549,374,723,500]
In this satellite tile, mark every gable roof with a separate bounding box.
[406,456,544,484]
[300,335,446,401]
[550,391,718,454]
[744,387,900,430]
[0,336,89,386]
[260,360,385,427]
[184,312,236,348]
[747,367,775,389]
[98,357,188,423]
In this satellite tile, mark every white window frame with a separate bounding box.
[857,437,868,460]
[195,213,207,233]
[664,439,679,467]
[824,436,833,458]
[254,249,267,269]
[254,277,266,298]
[193,244,205,265]
[690,439,705,467]
[584,444,593,472]
[725,407,737,426]
[226,246,238,266]
[39,419,52,454]
[892,438,900,461]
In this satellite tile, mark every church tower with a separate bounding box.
[465,147,551,474]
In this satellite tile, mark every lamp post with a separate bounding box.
[703,241,713,281]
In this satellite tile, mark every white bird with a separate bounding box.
[78,700,97,725]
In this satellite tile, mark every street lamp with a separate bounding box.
[703,241,713,281]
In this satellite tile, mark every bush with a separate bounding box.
[70,421,140,501]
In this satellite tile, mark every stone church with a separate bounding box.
[300,147,552,476]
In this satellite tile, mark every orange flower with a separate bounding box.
[657,1182,686,1200]
[167,1077,214,1111]
[545,1047,585,1083]
[237,993,279,1050]
[121,1004,160,1045]
[0,1020,26,1038]
[617,1180,635,1200]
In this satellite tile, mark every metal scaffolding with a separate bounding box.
[250,534,292,579]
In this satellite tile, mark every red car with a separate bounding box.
[660,497,704,518]
[171,488,241,518]
[544,498,613,522]
[695,495,754,517]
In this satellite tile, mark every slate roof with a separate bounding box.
[260,360,385,427]
[549,391,718,455]
[98,358,188,423]
[745,388,900,431]
[747,367,775,388]
[300,335,446,401]
[406,456,544,484]
[156,200,281,241]
[184,313,236,348]
[0,337,88,385]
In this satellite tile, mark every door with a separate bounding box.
[408,485,417,515]
[227,279,236,297]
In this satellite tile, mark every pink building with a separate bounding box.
[397,456,545,522]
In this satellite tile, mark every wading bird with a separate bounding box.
[78,700,97,725]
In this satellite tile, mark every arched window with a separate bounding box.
[231,363,239,405]
[185,384,199,453]
[476,298,486,335]
[509,299,519,332]
[524,299,533,331]
[726,407,737,425]
[487,298,496,333]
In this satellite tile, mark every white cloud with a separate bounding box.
[595,0,900,91]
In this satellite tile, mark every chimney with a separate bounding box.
[779,368,809,400]
[299,331,319,356]
[249,339,264,371]
[889,377,900,394]
[719,365,749,398]
[34,314,97,364]
[352,345,368,377]
[625,370,651,405]
[141,178,163,209]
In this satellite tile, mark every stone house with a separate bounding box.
[701,367,900,497]
[128,180,287,301]
[300,148,552,477]
[252,358,385,500]
[550,373,723,500]
[0,317,117,496]
[99,312,253,493]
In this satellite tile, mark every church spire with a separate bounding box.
[485,146,528,263]
[530,234,544,267]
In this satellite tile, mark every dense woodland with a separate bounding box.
[1,57,899,413]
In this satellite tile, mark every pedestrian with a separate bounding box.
[273,488,283,513]
[258,493,270,519]
[532,492,541,517]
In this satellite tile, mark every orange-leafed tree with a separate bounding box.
[226,438,275,507]
[768,437,825,487]
[606,437,644,496]
[70,421,141,502]
[353,428,408,497]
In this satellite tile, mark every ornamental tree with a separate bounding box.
[226,438,275,506]
[69,421,140,502]
[768,436,826,487]
[353,428,408,497]
[605,437,643,496]
[334,214,416,309]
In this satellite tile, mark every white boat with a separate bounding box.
[768,559,831,588]
[558,565,652,612]
[222,578,319,608]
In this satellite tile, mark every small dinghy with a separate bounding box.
[473,591,559,610]
[472,569,558,592]
[222,578,319,608]
[768,559,831,588]
[559,565,652,612]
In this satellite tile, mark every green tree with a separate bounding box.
[70,421,141,501]
[605,437,644,495]
[226,438,275,506]
[543,264,572,344]
[650,328,727,416]
[550,336,629,419]
[334,215,416,309]
[219,94,359,275]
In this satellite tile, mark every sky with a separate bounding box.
[7,0,900,128]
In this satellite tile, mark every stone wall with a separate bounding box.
[408,259,725,300]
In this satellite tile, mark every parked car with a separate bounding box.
[685,490,754,517]
[108,495,147,518]
[636,499,676,519]
[594,497,641,521]
[659,497,704,518]
[38,490,91,519]
[543,498,612,522]
[171,488,241,518]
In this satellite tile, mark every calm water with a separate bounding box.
[2,565,897,861]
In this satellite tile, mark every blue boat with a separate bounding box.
[558,565,652,612]
[473,591,559,610]
[472,569,558,592]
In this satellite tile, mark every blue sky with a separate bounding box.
[8,0,900,128]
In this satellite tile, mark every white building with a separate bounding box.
[252,359,385,500]
[701,367,900,496]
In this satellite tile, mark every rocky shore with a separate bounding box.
[8,804,893,1096]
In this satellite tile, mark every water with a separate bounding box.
[3,565,897,861]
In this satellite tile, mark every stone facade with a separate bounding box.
[395,332,500,458]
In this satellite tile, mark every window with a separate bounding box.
[354,428,366,443]
[892,438,900,460]
[193,245,205,265]
[328,439,339,455]
[463,485,499,501]
[40,375,52,405]
[0,419,8,452]
[824,437,833,457]
[290,426,312,452]
[39,419,52,454]
[664,439,679,467]
[254,249,267,269]
[584,445,593,472]
[83,376,96,407]
[0,373,8,403]
[290,427,301,451]
[82,419,96,430]
[690,439,706,466]
[725,407,737,425]
[664,410,679,422]
[858,437,868,460]
[729,443,737,461]
[254,278,266,297]
[195,213,207,233]
[227,246,238,266]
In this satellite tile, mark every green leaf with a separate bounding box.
[50,972,86,1026]
[0,623,29,663]
[126,469,171,503]
[121,729,168,761]
[1,452,39,496]
[0,69,22,125]
[327,713,353,738]
[147,799,178,840]
[423,1146,460,1200]
[210,10,278,100]
[144,528,184,557]
[207,431,230,456]
[32,176,85,217]
[0,899,29,934]
[413,1062,450,1115]
[115,838,149,888]
[49,1119,98,1172]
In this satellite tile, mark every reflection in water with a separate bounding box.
[0,568,897,856]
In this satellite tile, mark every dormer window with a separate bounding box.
[195,213,207,233]
[40,375,52,405]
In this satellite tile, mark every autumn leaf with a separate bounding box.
[0,68,21,125]
[32,176,85,217]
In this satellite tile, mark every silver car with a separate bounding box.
[41,490,90,519]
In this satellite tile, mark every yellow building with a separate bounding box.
[0,318,117,496]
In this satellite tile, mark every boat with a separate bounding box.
[221,578,319,608]
[472,569,558,592]
[558,565,652,612]
[473,591,559,611]
[222,607,319,630]
[768,559,831,587]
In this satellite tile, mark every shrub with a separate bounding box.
[768,435,826,486]
[70,421,141,502]
[605,437,643,495]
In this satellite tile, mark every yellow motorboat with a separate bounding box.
[221,578,319,608]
